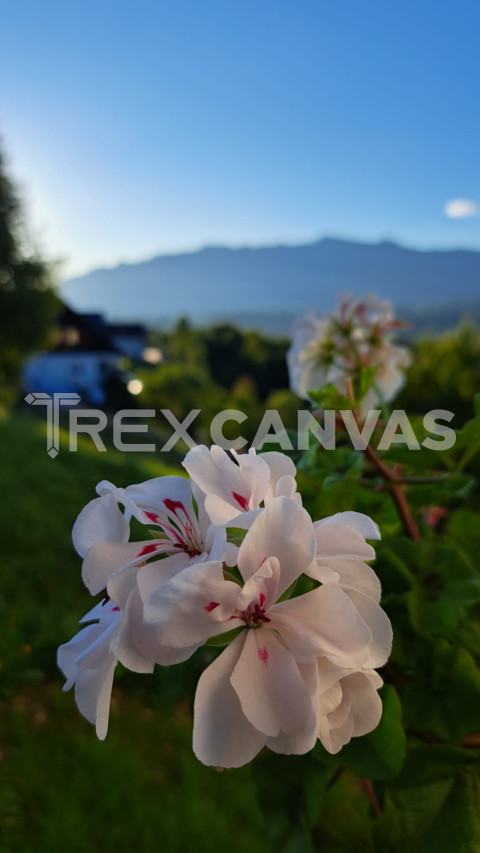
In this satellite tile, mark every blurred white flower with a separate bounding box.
[287,293,411,415]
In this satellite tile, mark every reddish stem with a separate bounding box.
[463,734,480,748]
[364,444,420,542]
[360,778,382,817]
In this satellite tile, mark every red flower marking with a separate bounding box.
[244,601,271,626]
[232,492,249,511]
[257,647,269,666]
[259,592,265,607]
[163,499,186,515]
[145,511,160,524]
[112,606,121,612]
[204,601,220,612]
[137,543,159,557]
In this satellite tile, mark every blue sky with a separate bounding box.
[1,0,479,278]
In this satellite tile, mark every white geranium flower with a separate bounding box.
[72,475,234,598]
[144,497,376,767]
[183,444,300,528]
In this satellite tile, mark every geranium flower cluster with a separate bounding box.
[287,292,411,414]
[58,445,392,768]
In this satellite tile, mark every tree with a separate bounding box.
[0,144,58,402]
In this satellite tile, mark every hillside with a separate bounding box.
[61,237,480,326]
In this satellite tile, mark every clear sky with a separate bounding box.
[1,0,479,278]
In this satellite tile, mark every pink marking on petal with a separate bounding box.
[232,492,249,511]
[112,606,121,612]
[257,647,269,666]
[137,543,159,557]
[163,498,186,515]
[204,601,219,612]
[259,592,265,607]
[145,511,160,524]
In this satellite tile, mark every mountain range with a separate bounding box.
[61,237,480,331]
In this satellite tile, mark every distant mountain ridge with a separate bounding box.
[61,237,480,328]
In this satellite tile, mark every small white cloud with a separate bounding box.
[444,198,479,218]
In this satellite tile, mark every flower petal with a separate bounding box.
[312,558,382,603]
[111,586,155,674]
[72,492,129,558]
[314,521,376,561]
[231,628,314,737]
[82,540,166,596]
[237,496,316,595]
[345,590,393,668]
[344,672,383,737]
[315,512,380,541]
[75,656,117,740]
[193,633,266,768]
[272,584,372,667]
[266,662,319,755]
[143,560,240,649]
[183,445,270,525]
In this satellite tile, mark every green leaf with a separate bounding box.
[354,365,378,400]
[308,384,355,410]
[447,510,480,565]
[376,538,416,588]
[401,639,480,742]
[406,542,480,637]
[391,744,480,852]
[474,393,480,418]
[252,752,328,850]
[455,416,480,472]
[276,579,297,602]
[455,604,480,658]
[205,626,244,647]
[382,444,450,472]
[313,770,375,851]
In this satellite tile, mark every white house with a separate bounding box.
[24,305,149,406]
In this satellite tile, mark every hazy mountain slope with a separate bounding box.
[61,237,480,323]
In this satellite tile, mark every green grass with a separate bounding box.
[0,413,266,852]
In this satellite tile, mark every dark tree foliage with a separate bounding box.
[0,146,58,397]
[203,323,289,399]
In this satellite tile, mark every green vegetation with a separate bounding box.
[0,415,266,852]
[140,319,301,444]
[397,323,480,424]
[0,146,58,409]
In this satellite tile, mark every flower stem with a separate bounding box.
[360,778,382,817]
[343,376,420,542]
[364,444,420,542]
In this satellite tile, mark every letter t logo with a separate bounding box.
[24,392,81,457]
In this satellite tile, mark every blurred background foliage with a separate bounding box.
[0,149,58,410]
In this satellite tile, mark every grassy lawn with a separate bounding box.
[0,413,266,853]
